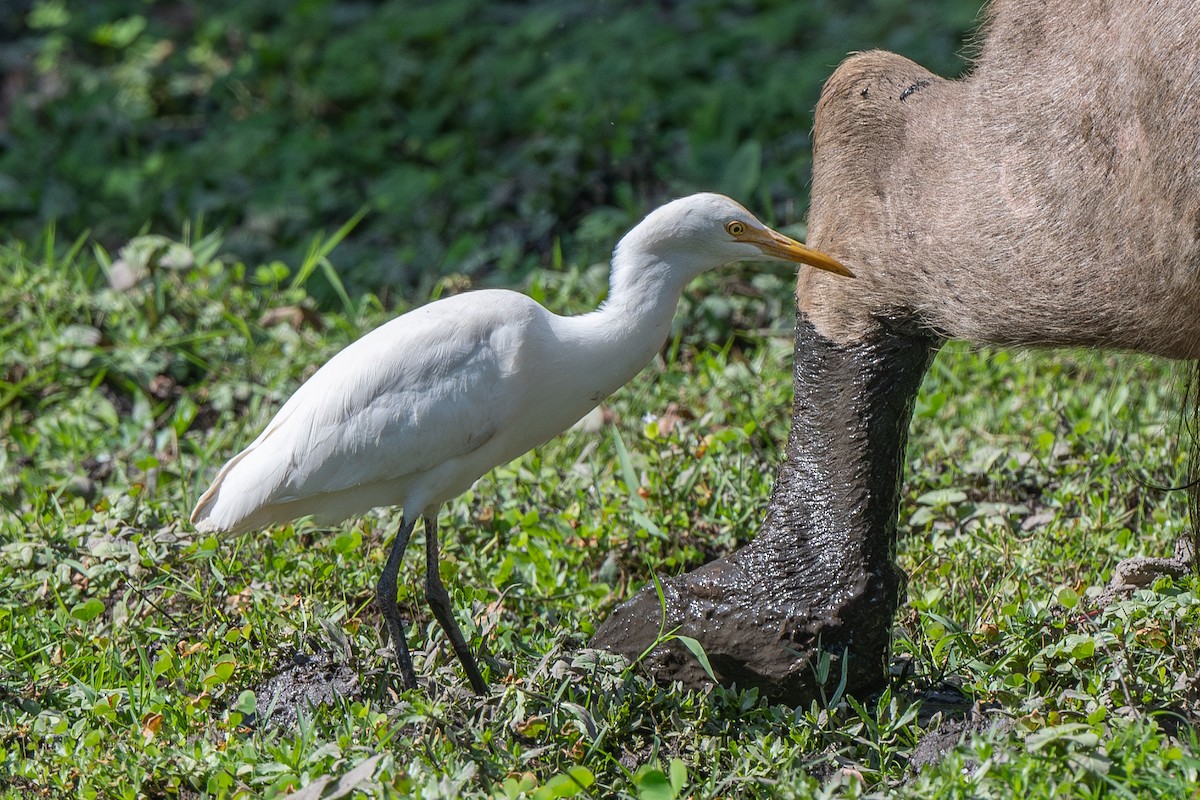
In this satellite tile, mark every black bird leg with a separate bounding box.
[376,514,418,689]
[423,513,489,694]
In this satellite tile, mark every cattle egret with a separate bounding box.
[190,193,851,694]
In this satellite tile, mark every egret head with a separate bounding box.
[617,193,852,280]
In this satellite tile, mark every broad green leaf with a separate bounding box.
[71,598,105,622]
[633,767,673,800]
[668,759,687,794]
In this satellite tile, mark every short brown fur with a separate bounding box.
[801,1,1200,358]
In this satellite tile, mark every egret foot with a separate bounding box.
[478,643,511,681]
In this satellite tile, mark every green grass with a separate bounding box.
[3,231,1200,798]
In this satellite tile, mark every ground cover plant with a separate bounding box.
[3,230,1200,798]
[5,0,1200,796]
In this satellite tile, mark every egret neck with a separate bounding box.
[566,248,698,402]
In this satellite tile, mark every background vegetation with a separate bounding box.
[2,0,980,297]
[4,1,1200,798]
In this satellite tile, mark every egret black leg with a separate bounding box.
[376,514,418,690]
[423,513,488,695]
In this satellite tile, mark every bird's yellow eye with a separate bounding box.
[726,221,746,237]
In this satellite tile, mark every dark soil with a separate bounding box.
[909,705,1014,773]
[249,649,364,729]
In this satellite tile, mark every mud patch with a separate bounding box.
[250,650,364,729]
[905,679,974,726]
[909,707,1013,772]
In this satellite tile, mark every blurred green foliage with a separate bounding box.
[0,0,980,298]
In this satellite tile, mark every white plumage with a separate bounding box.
[191,193,850,693]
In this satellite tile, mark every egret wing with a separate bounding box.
[199,291,539,520]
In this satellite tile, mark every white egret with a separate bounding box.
[191,193,851,694]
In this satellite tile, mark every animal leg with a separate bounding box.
[423,514,489,695]
[593,318,938,702]
[376,514,418,689]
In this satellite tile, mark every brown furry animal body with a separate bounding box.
[594,0,1200,702]
[803,1,1200,354]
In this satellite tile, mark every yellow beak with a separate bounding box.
[750,227,854,278]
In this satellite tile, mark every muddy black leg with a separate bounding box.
[376,514,418,690]
[592,317,939,702]
[423,514,488,695]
